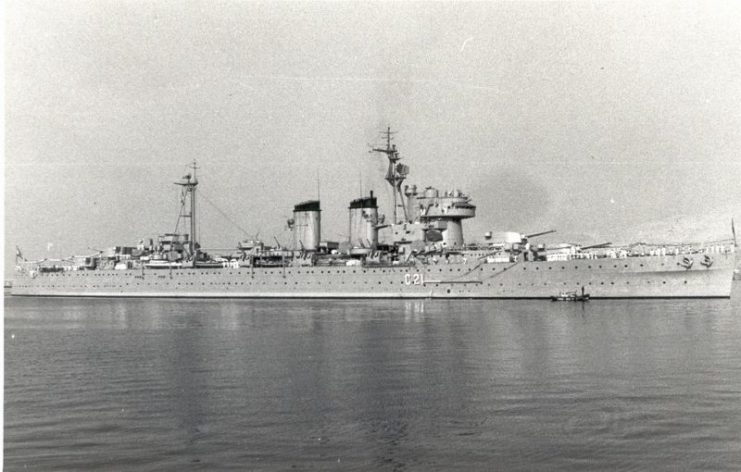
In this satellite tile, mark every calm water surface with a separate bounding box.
[5,290,741,471]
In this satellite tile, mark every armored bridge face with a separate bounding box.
[12,251,735,299]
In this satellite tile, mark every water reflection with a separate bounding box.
[5,293,741,470]
[402,300,426,323]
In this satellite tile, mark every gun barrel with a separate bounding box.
[581,242,612,250]
[525,229,556,238]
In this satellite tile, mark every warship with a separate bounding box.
[12,128,736,299]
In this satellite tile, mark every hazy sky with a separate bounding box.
[6,1,741,274]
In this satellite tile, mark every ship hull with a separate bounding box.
[11,253,735,299]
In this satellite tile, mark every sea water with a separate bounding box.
[5,290,741,471]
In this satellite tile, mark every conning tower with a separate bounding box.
[291,200,321,251]
[348,191,379,248]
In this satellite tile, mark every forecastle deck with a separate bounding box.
[12,252,735,299]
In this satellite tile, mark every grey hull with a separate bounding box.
[12,253,735,299]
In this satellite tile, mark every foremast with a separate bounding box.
[372,127,409,224]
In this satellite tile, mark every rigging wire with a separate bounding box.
[197,188,252,238]
[173,186,186,234]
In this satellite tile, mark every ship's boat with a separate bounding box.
[551,287,590,302]
[11,128,737,299]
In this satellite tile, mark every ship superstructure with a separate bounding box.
[12,129,736,298]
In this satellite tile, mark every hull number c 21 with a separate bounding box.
[404,273,424,285]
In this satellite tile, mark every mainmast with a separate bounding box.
[175,161,199,258]
[372,126,409,224]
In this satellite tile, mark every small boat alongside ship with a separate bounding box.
[12,128,737,299]
[551,287,590,302]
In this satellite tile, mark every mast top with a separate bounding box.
[175,161,199,187]
[371,126,408,181]
[372,127,400,163]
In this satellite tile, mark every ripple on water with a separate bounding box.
[5,294,741,470]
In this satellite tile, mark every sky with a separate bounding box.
[5,0,741,276]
